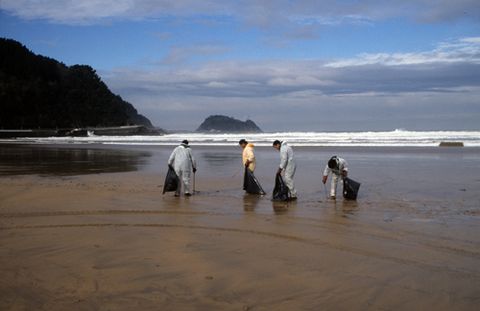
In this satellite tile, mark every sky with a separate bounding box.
[1,0,479,131]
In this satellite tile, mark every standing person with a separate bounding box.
[322,156,348,199]
[240,139,265,195]
[239,139,256,172]
[272,140,297,199]
[168,140,197,197]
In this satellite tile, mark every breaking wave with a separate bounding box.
[2,129,480,147]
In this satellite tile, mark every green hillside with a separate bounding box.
[0,38,152,129]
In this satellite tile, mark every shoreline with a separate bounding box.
[1,129,480,148]
[1,144,479,310]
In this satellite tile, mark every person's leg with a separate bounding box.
[183,170,192,195]
[175,170,183,196]
[330,174,339,198]
[284,164,297,198]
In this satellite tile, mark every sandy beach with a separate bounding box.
[1,144,479,310]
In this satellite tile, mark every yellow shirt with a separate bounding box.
[242,143,256,171]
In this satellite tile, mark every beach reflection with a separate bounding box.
[340,200,359,216]
[200,151,239,169]
[0,144,151,176]
[272,200,293,214]
[242,194,262,211]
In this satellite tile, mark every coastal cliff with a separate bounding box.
[0,38,152,130]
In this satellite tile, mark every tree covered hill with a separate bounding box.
[0,38,152,129]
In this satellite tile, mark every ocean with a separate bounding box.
[1,129,479,147]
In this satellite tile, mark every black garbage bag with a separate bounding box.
[343,177,361,200]
[272,174,291,201]
[163,166,179,194]
[243,167,266,195]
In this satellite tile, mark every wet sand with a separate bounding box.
[1,144,479,310]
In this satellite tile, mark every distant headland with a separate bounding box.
[0,38,159,137]
[196,115,262,133]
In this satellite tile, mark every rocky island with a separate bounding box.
[196,115,262,133]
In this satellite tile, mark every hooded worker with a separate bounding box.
[272,140,297,199]
[168,140,197,196]
[239,139,256,172]
[322,156,348,199]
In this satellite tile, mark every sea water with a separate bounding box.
[2,129,479,147]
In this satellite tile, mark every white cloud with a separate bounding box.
[122,85,480,131]
[104,37,480,101]
[2,0,479,26]
[3,1,478,130]
[267,76,332,87]
[325,37,480,67]
[206,81,228,88]
[0,0,134,24]
[160,44,229,65]
[461,37,480,44]
[98,35,480,130]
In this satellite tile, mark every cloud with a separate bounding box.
[325,42,480,68]
[2,0,479,26]
[106,37,480,99]
[2,1,477,130]
[3,0,478,51]
[116,84,480,131]
[0,0,135,24]
[100,37,480,130]
[413,0,480,22]
[0,0,236,25]
[325,37,480,67]
[161,44,230,65]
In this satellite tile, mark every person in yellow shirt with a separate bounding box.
[239,139,256,172]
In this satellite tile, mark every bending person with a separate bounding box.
[168,140,197,197]
[272,140,297,200]
[322,156,348,199]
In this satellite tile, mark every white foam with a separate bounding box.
[1,130,479,147]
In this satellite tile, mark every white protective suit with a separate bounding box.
[279,141,297,197]
[323,156,348,198]
[168,144,197,195]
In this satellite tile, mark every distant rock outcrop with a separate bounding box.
[0,38,153,129]
[196,115,262,133]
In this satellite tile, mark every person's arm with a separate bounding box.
[322,164,330,184]
[168,148,176,167]
[279,147,287,171]
[247,148,255,162]
[245,148,254,167]
[340,159,348,177]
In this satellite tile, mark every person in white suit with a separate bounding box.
[322,156,348,199]
[273,140,297,199]
[168,140,197,196]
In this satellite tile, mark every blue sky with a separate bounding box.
[1,1,479,131]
